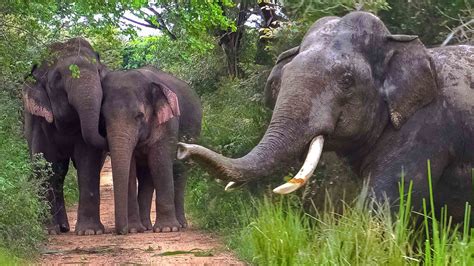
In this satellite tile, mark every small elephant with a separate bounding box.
[101,66,201,234]
[23,38,108,235]
[178,12,474,222]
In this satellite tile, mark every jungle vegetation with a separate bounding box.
[0,0,472,264]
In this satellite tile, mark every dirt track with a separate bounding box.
[40,158,244,265]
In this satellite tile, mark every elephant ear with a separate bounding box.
[276,46,300,64]
[151,81,180,125]
[22,81,54,123]
[22,65,54,123]
[264,46,300,108]
[381,34,438,129]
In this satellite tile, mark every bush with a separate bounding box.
[0,92,47,258]
[185,68,272,231]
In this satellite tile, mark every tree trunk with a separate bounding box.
[256,0,280,65]
[218,1,252,78]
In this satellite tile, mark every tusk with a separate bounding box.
[273,135,324,194]
[224,181,237,191]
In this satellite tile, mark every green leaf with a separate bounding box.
[69,64,81,79]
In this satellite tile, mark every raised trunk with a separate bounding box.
[68,71,107,149]
[107,127,137,234]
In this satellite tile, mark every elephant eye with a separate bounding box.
[135,112,145,121]
[339,72,354,88]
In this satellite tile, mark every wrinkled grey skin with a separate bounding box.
[23,38,108,235]
[264,16,339,109]
[101,67,201,234]
[179,12,474,221]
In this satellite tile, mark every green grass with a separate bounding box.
[226,162,474,265]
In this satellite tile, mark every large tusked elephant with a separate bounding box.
[101,66,201,234]
[178,12,474,221]
[23,38,108,234]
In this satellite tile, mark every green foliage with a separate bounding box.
[0,92,47,258]
[185,67,272,230]
[282,0,390,23]
[68,64,81,79]
[379,0,472,45]
[63,163,79,206]
[0,248,21,265]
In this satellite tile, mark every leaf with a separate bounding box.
[68,64,81,79]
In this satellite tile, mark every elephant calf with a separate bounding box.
[101,66,201,234]
[178,12,474,222]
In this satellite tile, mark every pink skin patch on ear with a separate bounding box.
[156,86,180,125]
[24,98,54,123]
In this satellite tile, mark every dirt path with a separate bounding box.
[40,158,244,265]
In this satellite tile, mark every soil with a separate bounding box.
[39,158,244,265]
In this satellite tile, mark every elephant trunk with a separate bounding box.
[107,126,138,234]
[178,94,324,183]
[67,71,107,150]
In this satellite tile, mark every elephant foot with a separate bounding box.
[141,218,153,231]
[153,218,180,233]
[59,222,70,233]
[45,223,61,235]
[75,220,105,236]
[177,214,188,229]
[128,221,146,233]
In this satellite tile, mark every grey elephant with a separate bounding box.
[178,12,474,222]
[101,66,201,234]
[23,38,108,234]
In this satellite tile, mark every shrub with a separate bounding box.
[0,92,47,258]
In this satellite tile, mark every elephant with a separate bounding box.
[101,66,202,234]
[177,11,474,222]
[22,37,108,234]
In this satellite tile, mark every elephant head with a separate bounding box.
[101,69,180,234]
[22,38,108,149]
[263,16,340,109]
[177,12,438,193]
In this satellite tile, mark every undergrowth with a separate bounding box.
[0,92,47,259]
[230,163,474,265]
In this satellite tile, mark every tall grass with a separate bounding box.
[231,161,474,265]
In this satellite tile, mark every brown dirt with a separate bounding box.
[39,158,244,265]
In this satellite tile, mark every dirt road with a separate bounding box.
[40,158,244,265]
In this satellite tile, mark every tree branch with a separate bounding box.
[122,16,158,29]
[442,19,474,46]
[145,6,178,40]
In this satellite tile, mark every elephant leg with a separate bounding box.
[137,166,154,231]
[73,142,104,235]
[127,156,145,233]
[42,159,69,234]
[434,162,473,223]
[51,160,70,232]
[148,145,180,233]
[366,144,449,214]
[173,162,187,228]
